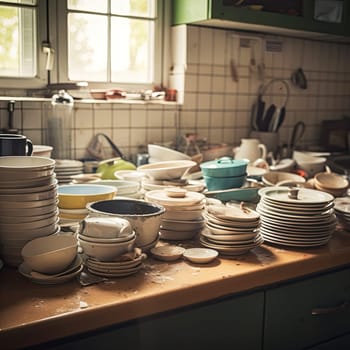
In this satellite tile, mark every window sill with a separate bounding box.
[0,96,180,105]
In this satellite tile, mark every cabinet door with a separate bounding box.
[139,291,264,350]
[264,268,350,350]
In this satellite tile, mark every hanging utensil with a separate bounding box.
[5,100,18,134]
[288,121,305,157]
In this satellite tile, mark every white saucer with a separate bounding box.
[183,248,218,264]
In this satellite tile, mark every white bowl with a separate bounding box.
[262,171,306,187]
[91,179,140,195]
[32,145,53,158]
[79,216,133,239]
[78,232,135,244]
[0,212,58,231]
[78,235,135,261]
[148,144,191,161]
[114,170,146,183]
[21,234,77,274]
[137,160,197,180]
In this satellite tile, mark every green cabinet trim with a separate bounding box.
[172,0,350,39]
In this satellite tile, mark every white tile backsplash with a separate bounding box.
[2,25,346,160]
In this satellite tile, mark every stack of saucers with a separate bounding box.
[257,186,336,247]
[84,248,146,277]
[334,197,350,230]
[54,159,84,184]
[145,188,205,241]
[0,156,59,267]
[201,203,262,256]
[77,216,144,277]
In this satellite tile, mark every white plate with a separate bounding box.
[334,197,350,214]
[183,247,218,264]
[87,264,142,277]
[150,245,186,262]
[206,204,260,222]
[201,228,258,242]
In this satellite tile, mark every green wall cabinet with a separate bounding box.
[172,0,350,40]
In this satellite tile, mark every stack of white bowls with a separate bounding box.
[78,216,143,277]
[145,188,206,241]
[0,156,59,267]
[201,203,262,256]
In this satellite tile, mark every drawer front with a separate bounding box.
[139,291,264,349]
[264,267,350,350]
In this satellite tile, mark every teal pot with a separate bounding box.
[203,173,247,191]
[200,157,248,178]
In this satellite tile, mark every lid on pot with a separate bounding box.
[200,157,248,171]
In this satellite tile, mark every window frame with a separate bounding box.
[49,0,170,91]
[0,0,48,89]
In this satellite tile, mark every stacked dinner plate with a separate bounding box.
[84,248,146,277]
[334,197,350,230]
[201,203,263,256]
[145,188,205,241]
[54,159,84,184]
[0,156,59,267]
[257,187,336,247]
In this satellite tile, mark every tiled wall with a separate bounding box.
[1,25,350,161]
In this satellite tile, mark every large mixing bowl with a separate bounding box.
[86,199,165,249]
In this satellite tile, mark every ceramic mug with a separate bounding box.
[0,134,33,156]
[234,138,267,163]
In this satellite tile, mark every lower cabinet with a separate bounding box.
[39,291,264,350]
[263,267,350,350]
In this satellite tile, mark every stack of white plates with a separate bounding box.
[54,159,84,184]
[0,156,59,267]
[257,187,336,247]
[145,188,205,241]
[201,203,262,256]
[334,197,350,230]
[84,248,146,277]
[142,177,205,193]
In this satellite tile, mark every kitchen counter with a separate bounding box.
[1,228,350,349]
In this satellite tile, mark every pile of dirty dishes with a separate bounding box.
[18,234,82,284]
[334,197,350,230]
[200,158,249,191]
[257,186,336,247]
[54,159,84,184]
[145,188,206,241]
[86,198,165,251]
[0,156,59,267]
[57,184,116,227]
[78,217,145,277]
[201,203,262,255]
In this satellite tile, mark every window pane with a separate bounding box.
[68,13,108,81]
[2,0,36,5]
[0,5,36,77]
[111,17,154,83]
[111,0,156,18]
[68,0,107,14]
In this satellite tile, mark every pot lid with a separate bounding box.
[200,157,248,171]
[145,188,205,206]
[258,186,334,205]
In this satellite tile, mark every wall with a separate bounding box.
[0,25,349,161]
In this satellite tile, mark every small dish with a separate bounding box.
[150,245,186,262]
[183,248,218,264]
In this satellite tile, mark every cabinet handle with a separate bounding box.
[312,301,350,316]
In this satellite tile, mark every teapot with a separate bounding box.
[234,138,267,163]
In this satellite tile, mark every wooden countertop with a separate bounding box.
[1,228,350,349]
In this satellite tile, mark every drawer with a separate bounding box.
[264,267,350,350]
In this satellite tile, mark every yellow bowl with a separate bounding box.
[57,184,116,209]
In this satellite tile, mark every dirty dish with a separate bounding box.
[150,245,186,262]
[183,247,218,263]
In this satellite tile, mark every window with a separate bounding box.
[0,0,169,90]
[0,0,47,88]
[53,0,168,90]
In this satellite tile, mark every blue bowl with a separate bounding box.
[203,173,247,191]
